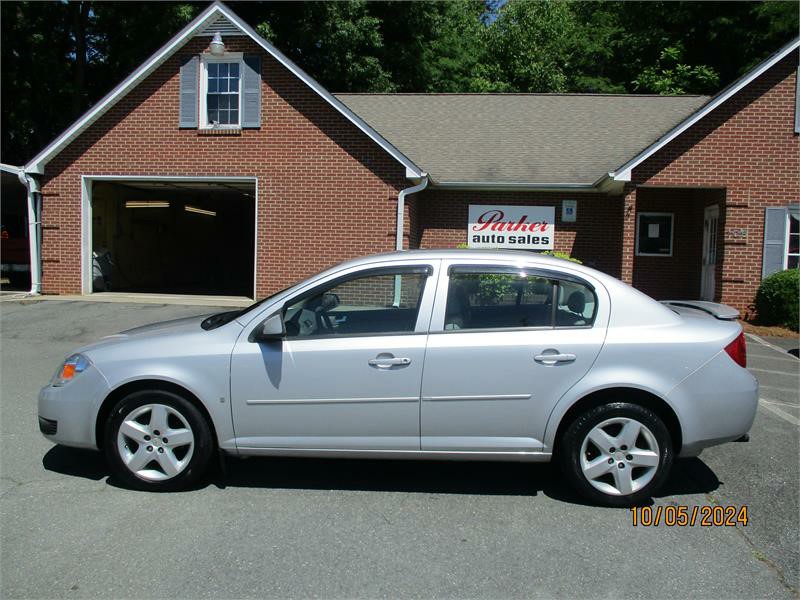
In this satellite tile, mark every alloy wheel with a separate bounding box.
[579,416,660,496]
[116,403,195,482]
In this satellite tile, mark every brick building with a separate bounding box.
[14,2,800,316]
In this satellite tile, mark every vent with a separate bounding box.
[195,13,243,37]
[38,416,58,436]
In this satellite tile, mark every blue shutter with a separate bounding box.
[179,56,199,128]
[242,55,261,128]
[762,207,788,278]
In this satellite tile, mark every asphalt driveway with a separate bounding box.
[1,299,798,599]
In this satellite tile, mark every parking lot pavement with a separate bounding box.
[1,300,798,599]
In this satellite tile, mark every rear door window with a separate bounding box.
[445,267,596,330]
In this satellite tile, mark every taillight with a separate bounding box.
[724,332,747,368]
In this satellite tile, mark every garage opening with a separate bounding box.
[90,179,255,297]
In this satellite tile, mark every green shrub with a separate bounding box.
[541,251,582,264]
[455,243,582,264]
[755,269,799,331]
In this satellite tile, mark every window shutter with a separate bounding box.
[242,55,261,128]
[762,207,788,278]
[179,56,199,128]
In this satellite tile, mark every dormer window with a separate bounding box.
[200,53,243,128]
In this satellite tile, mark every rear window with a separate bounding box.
[445,267,597,330]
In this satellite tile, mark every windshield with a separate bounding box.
[201,284,296,331]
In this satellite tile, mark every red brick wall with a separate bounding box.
[414,189,625,277]
[39,36,407,296]
[629,52,800,314]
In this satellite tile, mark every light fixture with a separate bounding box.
[209,32,225,56]
[125,200,169,209]
[185,205,216,217]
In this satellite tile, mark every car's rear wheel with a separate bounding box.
[559,402,673,506]
[104,390,214,491]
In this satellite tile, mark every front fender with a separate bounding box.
[87,335,238,451]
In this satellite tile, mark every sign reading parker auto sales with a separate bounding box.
[467,205,555,250]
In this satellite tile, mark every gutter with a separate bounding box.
[396,175,428,251]
[17,171,42,295]
[434,180,597,191]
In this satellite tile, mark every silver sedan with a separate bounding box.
[38,250,758,506]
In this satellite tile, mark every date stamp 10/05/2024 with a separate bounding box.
[630,505,749,527]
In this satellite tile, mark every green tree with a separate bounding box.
[633,44,720,94]
[472,1,579,92]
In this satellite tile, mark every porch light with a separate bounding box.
[209,32,225,56]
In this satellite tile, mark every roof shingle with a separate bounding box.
[335,93,709,185]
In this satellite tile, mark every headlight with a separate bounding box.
[51,354,91,387]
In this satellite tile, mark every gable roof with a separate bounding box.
[23,1,423,178]
[609,37,800,182]
[336,93,707,186]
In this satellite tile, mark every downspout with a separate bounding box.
[18,171,42,295]
[395,174,428,251]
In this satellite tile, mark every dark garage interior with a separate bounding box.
[1,170,31,291]
[91,180,255,297]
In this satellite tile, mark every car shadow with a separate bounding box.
[42,446,720,507]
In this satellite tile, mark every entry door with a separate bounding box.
[420,265,607,452]
[701,205,719,301]
[229,265,435,450]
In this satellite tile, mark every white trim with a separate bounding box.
[0,163,22,175]
[199,53,244,129]
[434,180,599,192]
[24,2,423,178]
[80,174,258,299]
[610,38,800,182]
[700,204,720,301]
[785,206,799,270]
[635,212,674,257]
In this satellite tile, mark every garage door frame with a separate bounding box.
[81,174,259,298]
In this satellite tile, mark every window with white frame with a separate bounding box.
[200,54,243,128]
[636,212,674,257]
[786,208,799,269]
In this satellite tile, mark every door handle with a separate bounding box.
[534,352,576,365]
[368,356,412,368]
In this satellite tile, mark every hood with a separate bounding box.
[74,313,217,355]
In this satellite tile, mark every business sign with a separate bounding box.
[467,205,554,250]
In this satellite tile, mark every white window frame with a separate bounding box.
[199,52,244,130]
[635,212,674,257]
[784,206,799,269]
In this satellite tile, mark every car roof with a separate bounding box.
[333,249,607,279]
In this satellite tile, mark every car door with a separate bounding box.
[229,261,437,451]
[420,260,608,453]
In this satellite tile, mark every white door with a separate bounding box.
[701,205,719,301]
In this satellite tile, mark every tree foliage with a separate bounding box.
[1,0,797,165]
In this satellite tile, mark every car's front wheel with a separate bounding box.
[104,390,214,491]
[559,402,673,506]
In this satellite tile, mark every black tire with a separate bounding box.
[104,389,214,491]
[558,402,673,507]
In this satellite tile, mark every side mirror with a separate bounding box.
[249,313,286,343]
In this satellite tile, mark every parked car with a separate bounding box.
[38,250,758,505]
